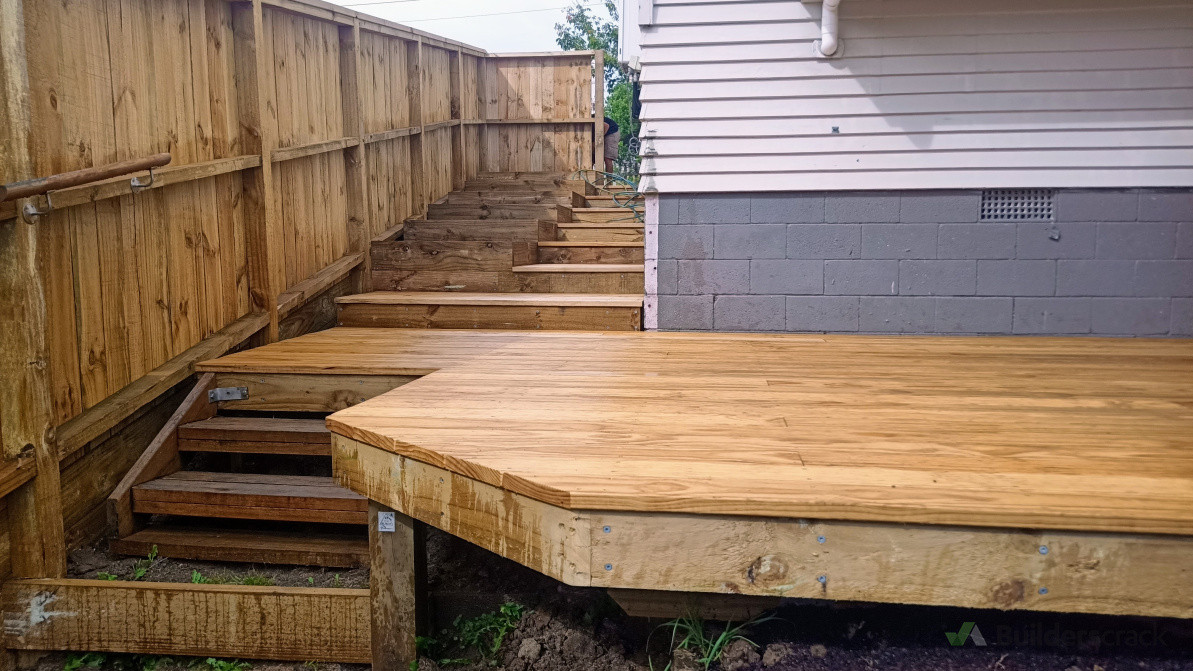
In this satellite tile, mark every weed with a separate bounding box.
[306,577,315,586]
[649,611,778,671]
[95,572,118,581]
[238,574,274,586]
[203,658,249,671]
[131,545,159,581]
[64,652,106,671]
[330,573,343,588]
[453,602,524,661]
[415,603,524,667]
[190,570,212,585]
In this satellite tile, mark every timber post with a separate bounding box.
[369,502,427,671]
[0,0,67,580]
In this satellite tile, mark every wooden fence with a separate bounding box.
[0,0,601,580]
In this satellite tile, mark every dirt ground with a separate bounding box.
[65,528,1193,671]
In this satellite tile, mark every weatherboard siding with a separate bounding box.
[636,0,1193,192]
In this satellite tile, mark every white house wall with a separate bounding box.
[636,0,1193,192]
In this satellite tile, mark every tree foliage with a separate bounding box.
[555,1,638,176]
[554,0,624,90]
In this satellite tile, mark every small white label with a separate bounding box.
[377,511,396,533]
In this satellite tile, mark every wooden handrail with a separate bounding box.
[0,153,171,202]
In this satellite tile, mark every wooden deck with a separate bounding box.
[202,328,1193,619]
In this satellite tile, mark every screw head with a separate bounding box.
[1039,545,1049,555]
[604,563,613,571]
[1039,587,1049,595]
[602,526,612,533]
[817,535,826,544]
[817,575,826,584]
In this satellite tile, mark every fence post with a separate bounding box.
[233,0,283,342]
[593,50,605,172]
[407,38,425,216]
[0,0,67,579]
[449,47,465,191]
[340,19,370,291]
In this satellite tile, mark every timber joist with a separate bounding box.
[334,435,1193,620]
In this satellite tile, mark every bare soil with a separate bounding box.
[66,529,1193,671]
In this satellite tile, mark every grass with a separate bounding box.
[649,611,779,671]
[62,654,250,671]
[189,570,275,587]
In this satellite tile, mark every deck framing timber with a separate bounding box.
[334,436,1193,619]
[1,579,371,662]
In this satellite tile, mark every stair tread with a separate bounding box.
[113,526,367,567]
[558,222,643,229]
[179,417,330,444]
[337,291,643,307]
[513,264,643,273]
[135,472,365,505]
[537,241,643,248]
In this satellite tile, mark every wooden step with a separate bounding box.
[464,179,587,194]
[584,195,642,208]
[403,218,555,242]
[569,207,639,223]
[337,292,643,330]
[132,472,367,524]
[112,526,367,567]
[510,264,645,293]
[537,241,645,264]
[556,222,645,243]
[438,191,572,206]
[427,202,562,221]
[178,417,331,456]
[371,240,535,292]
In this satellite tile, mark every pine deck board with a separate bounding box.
[199,328,1193,534]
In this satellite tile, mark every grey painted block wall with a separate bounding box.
[656,189,1193,336]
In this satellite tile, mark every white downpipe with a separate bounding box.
[816,0,842,57]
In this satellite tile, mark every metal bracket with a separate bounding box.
[21,192,54,223]
[130,167,156,192]
[208,386,249,403]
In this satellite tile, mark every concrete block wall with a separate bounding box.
[654,189,1193,336]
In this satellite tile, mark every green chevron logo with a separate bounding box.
[946,622,987,647]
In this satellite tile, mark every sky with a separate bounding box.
[325,0,614,54]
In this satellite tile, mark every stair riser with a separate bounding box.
[538,246,645,264]
[178,438,331,457]
[440,193,572,206]
[464,180,586,193]
[112,535,366,568]
[427,203,561,221]
[370,270,643,293]
[513,272,645,294]
[403,220,555,242]
[371,240,535,274]
[338,303,642,330]
[556,227,644,243]
[570,210,637,223]
[132,501,367,525]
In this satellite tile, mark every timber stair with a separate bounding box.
[111,376,370,568]
[355,171,645,328]
[111,171,642,566]
[131,472,366,524]
[338,291,643,330]
[179,417,331,456]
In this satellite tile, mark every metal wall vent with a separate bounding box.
[980,189,1054,222]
